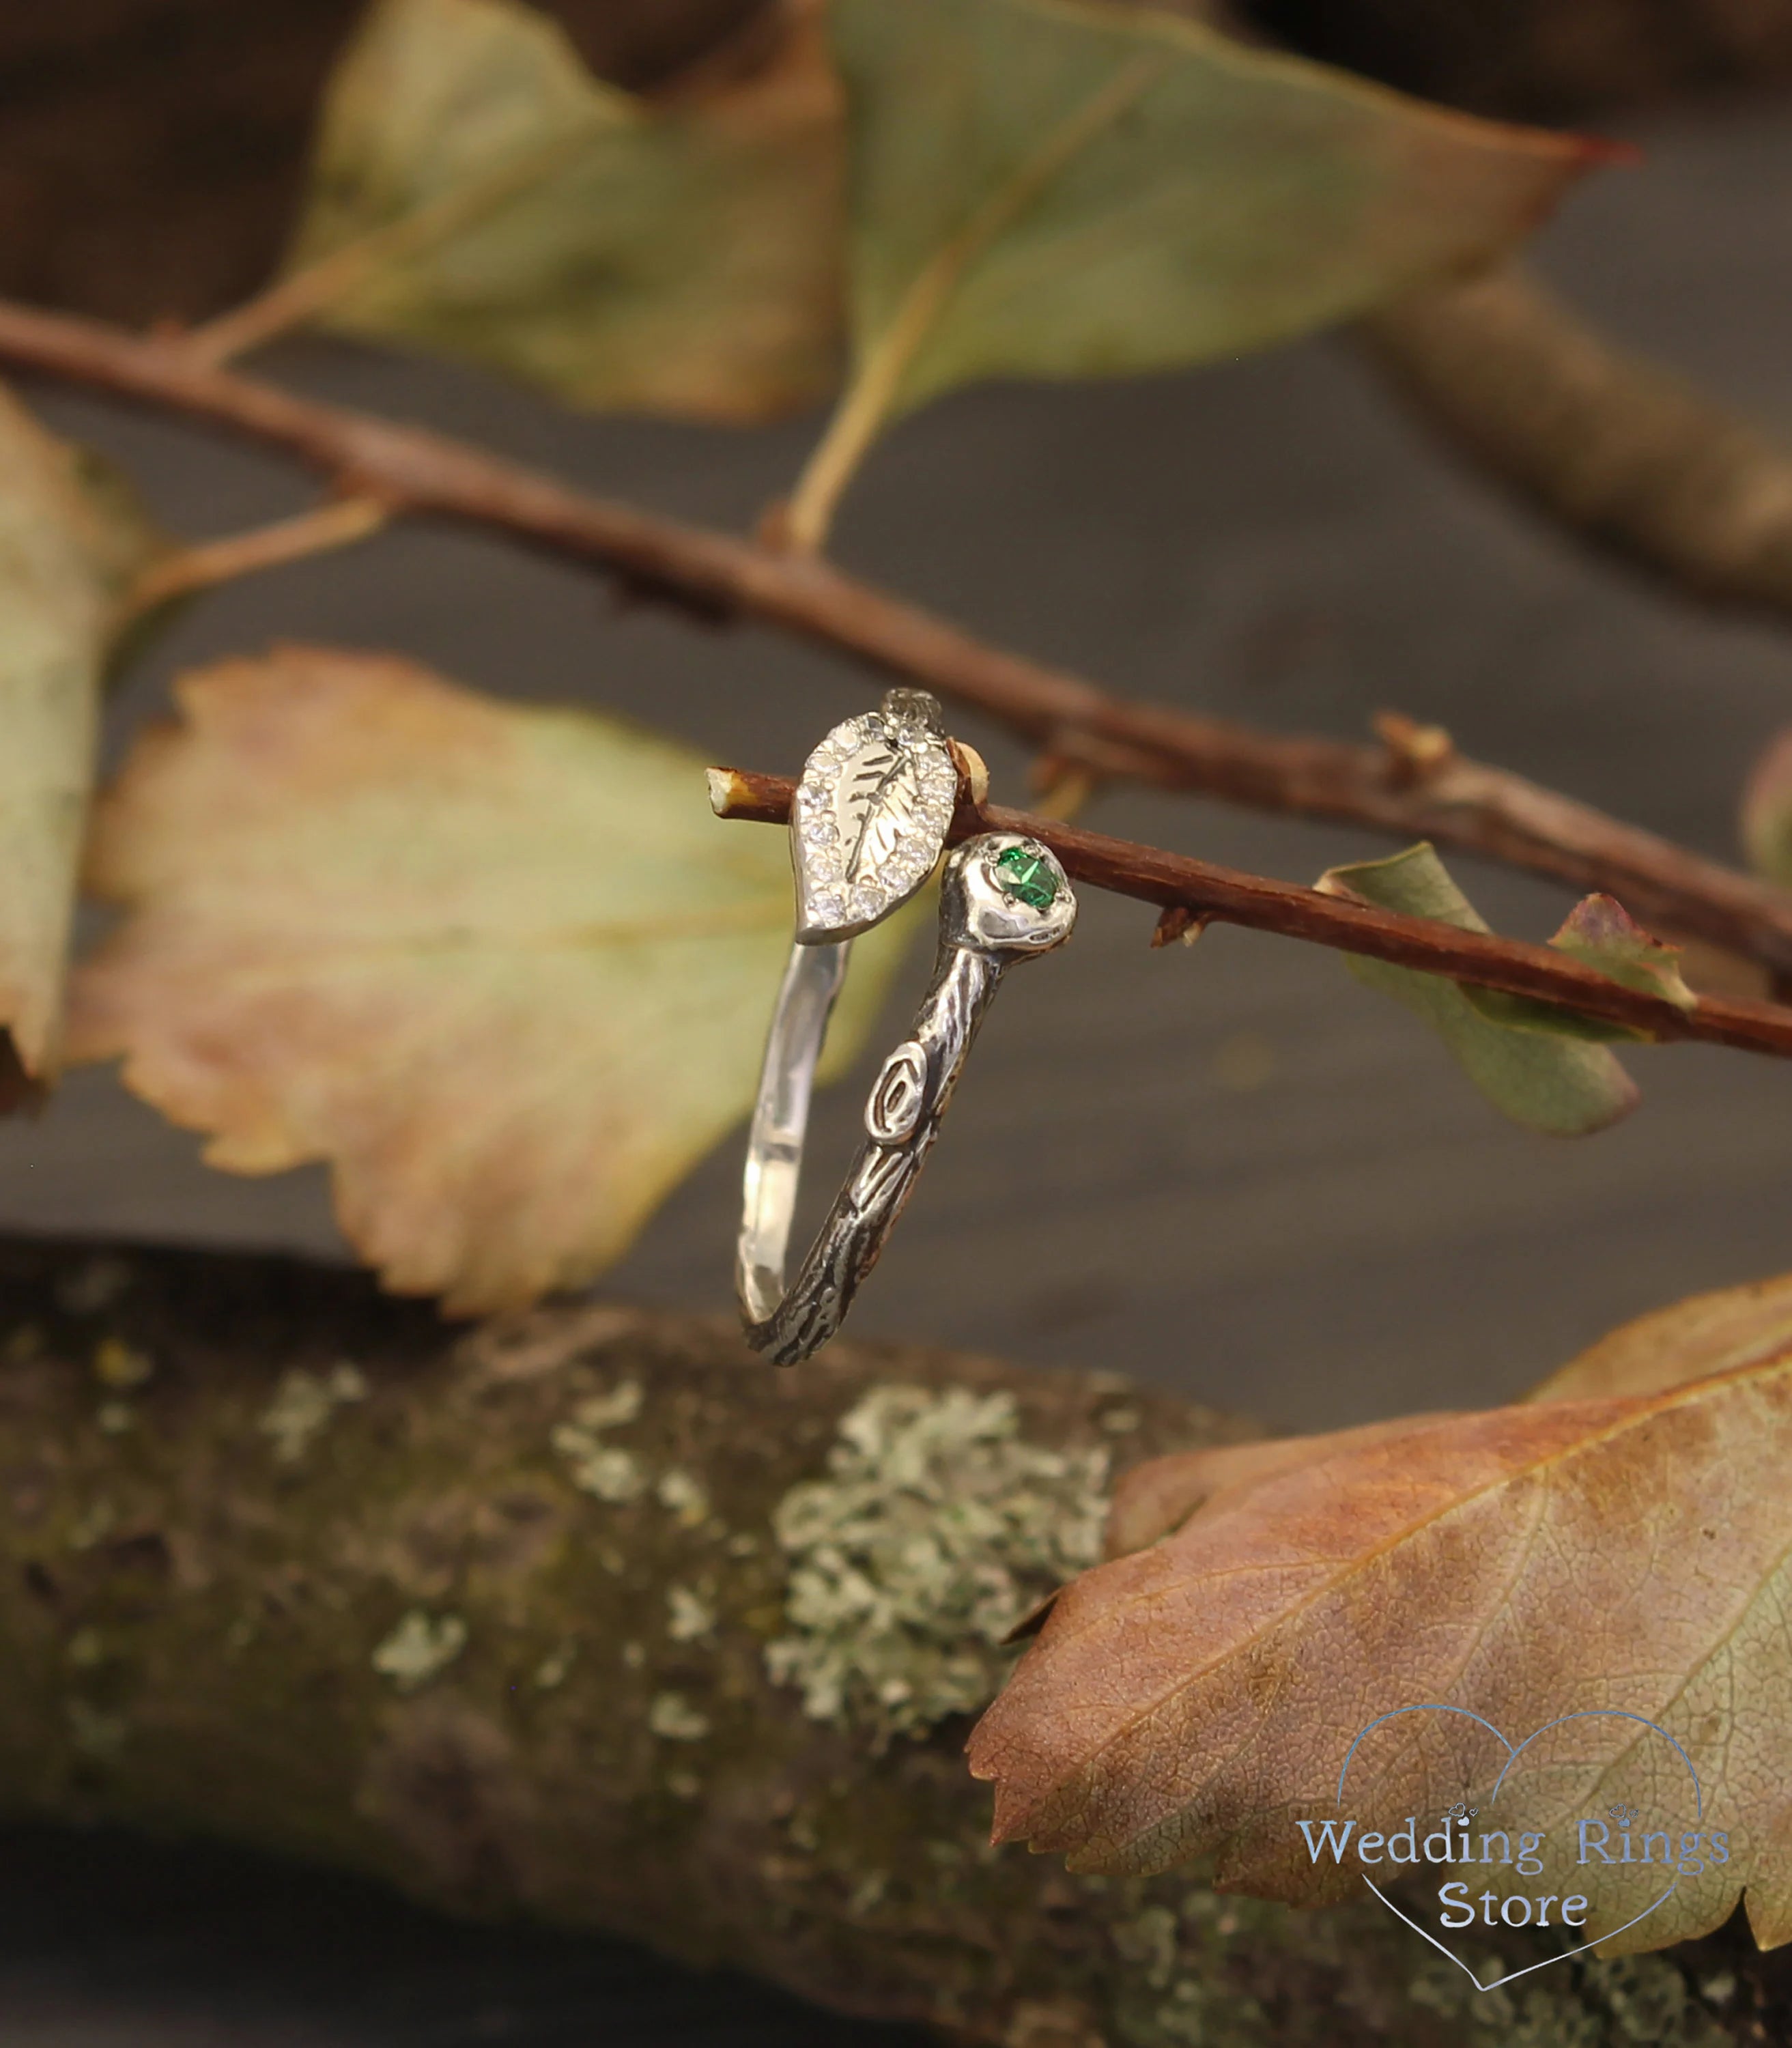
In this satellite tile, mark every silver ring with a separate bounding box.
[737,692,1077,1364]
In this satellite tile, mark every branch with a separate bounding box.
[3,294,1791,980]
[711,764,1792,1062]
[1362,265,1792,617]
[0,1233,1765,2045]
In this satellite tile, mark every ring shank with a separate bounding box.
[736,938,848,1326]
[738,829,1075,1367]
[741,937,1004,1365]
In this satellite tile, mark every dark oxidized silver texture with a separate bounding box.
[738,828,1077,1365]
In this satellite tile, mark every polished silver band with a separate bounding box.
[738,824,1077,1365]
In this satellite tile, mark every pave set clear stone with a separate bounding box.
[795,712,957,930]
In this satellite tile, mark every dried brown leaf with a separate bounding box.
[969,1361,1792,1953]
[1103,1415,1457,1559]
[1530,1270,1792,1404]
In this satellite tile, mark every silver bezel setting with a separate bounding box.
[946,833,1077,956]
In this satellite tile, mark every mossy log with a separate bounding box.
[0,1236,1769,2047]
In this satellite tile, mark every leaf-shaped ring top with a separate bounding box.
[791,688,958,941]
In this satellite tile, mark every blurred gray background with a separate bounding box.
[1,19,1791,2044]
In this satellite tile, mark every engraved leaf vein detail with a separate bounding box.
[840,733,928,883]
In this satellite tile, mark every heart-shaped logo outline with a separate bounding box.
[1335,1705,1703,1994]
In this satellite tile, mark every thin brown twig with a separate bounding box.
[3,294,1791,973]
[124,496,391,617]
[711,765,1792,1062]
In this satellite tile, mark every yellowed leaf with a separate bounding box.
[69,647,911,1312]
[788,0,1606,543]
[285,0,844,420]
[969,1361,1792,1953]
[1530,1270,1792,1404]
[0,384,161,1108]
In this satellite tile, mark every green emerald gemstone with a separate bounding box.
[995,844,1057,910]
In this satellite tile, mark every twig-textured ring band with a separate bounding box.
[737,690,1077,1364]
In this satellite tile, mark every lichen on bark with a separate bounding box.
[765,1382,1112,1742]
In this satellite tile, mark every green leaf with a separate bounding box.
[1461,889,1696,1039]
[1315,843,1638,1136]
[68,647,915,1315]
[787,0,1605,544]
[1544,892,1696,1007]
[282,0,844,420]
[0,384,162,1109]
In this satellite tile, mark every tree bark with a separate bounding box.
[0,1234,1772,2045]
